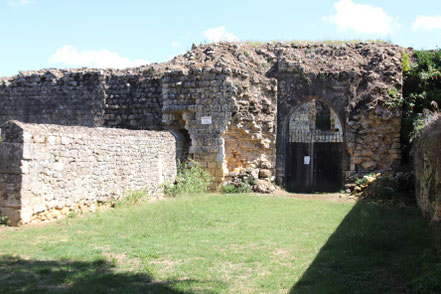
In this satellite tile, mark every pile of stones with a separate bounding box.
[345,171,415,205]
[224,167,276,193]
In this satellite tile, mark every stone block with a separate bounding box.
[361,161,377,170]
[259,169,272,178]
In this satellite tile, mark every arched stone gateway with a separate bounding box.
[284,98,344,192]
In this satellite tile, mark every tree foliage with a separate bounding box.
[401,49,441,162]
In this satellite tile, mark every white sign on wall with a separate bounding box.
[201,116,212,125]
[304,156,310,165]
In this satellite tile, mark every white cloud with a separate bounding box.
[413,15,441,31]
[323,0,397,35]
[49,45,149,69]
[202,26,239,43]
[8,0,31,7]
[171,41,182,48]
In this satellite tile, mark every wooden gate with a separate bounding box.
[286,141,343,192]
[285,98,344,193]
[313,142,343,192]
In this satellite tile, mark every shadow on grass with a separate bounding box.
[290,202,440,294]
[0,255,206,294]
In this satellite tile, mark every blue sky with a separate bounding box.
[1,0,440,77]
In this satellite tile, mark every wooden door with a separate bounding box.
[313,142,343,192]
[286,142,313,193]
[286,142,343,193]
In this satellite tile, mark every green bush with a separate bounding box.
[221,182,250,194]
[0,215,10,226]
[118,189,148,206]
[402,49,441,162]
[402,49,410,72]
[163,161,212,197]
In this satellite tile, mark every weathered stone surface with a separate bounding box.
[259,169,272,179]
[254,180,276,194]
[0,121,177,225]
[0,41,404,196]
[0,67,164,130]
[414,114,441,223]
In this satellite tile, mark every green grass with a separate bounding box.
[0,194,438,293]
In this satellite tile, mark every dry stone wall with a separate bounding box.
[0,121,177,225]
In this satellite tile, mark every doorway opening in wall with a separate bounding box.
[284,98,344,193]
[179,128,191,164]
[169,114,192,168]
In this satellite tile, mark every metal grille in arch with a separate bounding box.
[288,99,343,143]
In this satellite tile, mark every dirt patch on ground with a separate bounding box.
[264,189,356,203]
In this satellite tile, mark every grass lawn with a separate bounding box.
[0,193,439,293]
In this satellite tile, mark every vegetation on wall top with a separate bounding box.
[401,49,441,162]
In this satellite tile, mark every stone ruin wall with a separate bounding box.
[103,68,163,130]
[166,42,403,189]
[161,68,236,187]
[273,42,403,182]
[161,43,279,190]
[414,115,441,224]
[0,121,177,225]
[161,62,277,189]
[347,109,401,174]
[222,56,278,189]
[0,70,104,126]
[0,67,164,130]
[0,42,405,198]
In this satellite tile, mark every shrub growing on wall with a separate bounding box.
[163,161,213,197]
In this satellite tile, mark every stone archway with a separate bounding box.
[284,98,344,192]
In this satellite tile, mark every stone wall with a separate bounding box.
[0,121,177,225]
[274,42,403,183]
[162,67,236,187]
[347,107,401,173]
[103,69,163,130]
[414,114,441,224]
[0,69,105,126]
[0,41,405,192]
[0,67,164,130]
[163,44,278,188]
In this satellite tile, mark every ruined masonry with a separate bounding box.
[0,121,177,225]
[414,115,441,225]
[0,41,404,224]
